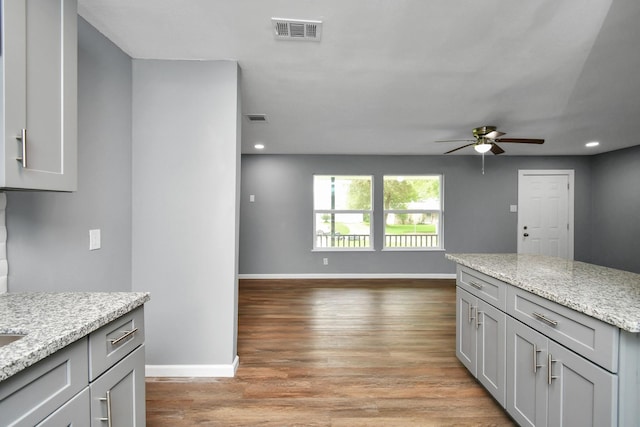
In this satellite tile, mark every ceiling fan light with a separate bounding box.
[474,143,492,153]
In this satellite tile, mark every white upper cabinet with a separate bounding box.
[1,0,77,191]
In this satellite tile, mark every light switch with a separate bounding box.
[249,195,255,202]
[510,205,518,213]
[89,229,101,250]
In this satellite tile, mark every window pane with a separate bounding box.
[384,212,440,248]
[383,175,442,249]
[315,213,371,248]
[314,175,372,210]
[383,176,440,209]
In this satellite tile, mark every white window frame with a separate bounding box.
[382,174,444,251]
[312,175,374,251]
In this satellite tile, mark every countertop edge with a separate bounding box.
[0,293,150,382]
[445,253,640,333]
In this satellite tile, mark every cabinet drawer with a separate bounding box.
[507,287,619,372]
[0,338,88,427]
[89,306,145,381]
[458,266,507,310]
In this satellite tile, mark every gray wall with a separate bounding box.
[132,60,240,367]
[6,18,133,292]
[239,154,593,275]
[590,145,640,273]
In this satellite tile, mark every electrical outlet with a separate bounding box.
[323,257,328,265]
[89,229,101,250]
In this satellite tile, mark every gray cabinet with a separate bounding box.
[456,286,506,406]
[0,307,146,426]
[547,340,617,427]
[507,318,617,427]
[505,317,547,427]
[0,0,77,191]
[0,338,88,426]
[88,306,146,426]
[90,345,146,427]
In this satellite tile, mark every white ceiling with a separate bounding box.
[78,0,640,156]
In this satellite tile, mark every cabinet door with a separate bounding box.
[456,287,477,375]
[477,300,506,406]
[547,341,617,427]
[506,319,548,427]
[2,0,77,191]
[90,345,146,427]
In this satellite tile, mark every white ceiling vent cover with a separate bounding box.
[272,18,322,41]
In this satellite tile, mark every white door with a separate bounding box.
[518,170,574,259]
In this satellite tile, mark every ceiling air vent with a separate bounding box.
[272,18,322,41]
[245,114,268,123]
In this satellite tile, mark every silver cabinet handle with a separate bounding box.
[99,390,113,427]
[467,304,474,323]
[16,129,27,168]
[476,310,483,329]
[547,353,558,384]
[533,344,542,373]
[109,327,138,345]
[532,312,558,326]
[469,281,484,290]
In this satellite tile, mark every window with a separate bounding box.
[313,175,372,250]
[383,175,443,249]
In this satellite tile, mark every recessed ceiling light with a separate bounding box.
[254,144,265,150]
[585,141,600,147]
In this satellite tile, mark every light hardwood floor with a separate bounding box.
[146,279,515,426]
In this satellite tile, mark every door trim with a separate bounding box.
[517,170,575,260]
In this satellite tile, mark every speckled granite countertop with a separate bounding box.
[445,253,640,333]
[0,292,150,382]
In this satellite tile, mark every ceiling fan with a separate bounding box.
[436,126,544,155]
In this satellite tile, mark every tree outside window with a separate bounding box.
[313,175,372,249]
[383,175,443,249]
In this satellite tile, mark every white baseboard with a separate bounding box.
[239,273,456,280]
[146,355,239,378]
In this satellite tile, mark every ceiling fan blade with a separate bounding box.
[494,138,545,144]
[444,143,476,154]
[485,130,506,139]
[435,139,475,143]
[490,143,505,155]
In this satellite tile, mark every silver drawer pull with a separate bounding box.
[99,391,112,427]
[109,327,138,345]
[532,312,558,326]
[469,281,484,290]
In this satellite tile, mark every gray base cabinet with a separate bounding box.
[506,318,617,427]
[0,307,146,426]
[455,265,633,426]
[456,286,506,406]
[90,345,146,427]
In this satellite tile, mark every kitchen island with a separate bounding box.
[446,253,640,427]
[0,292,150,426]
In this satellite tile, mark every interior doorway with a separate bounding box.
[517,170,574,259]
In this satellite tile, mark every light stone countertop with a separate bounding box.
[445,253,640,333]
[0,292,150,382]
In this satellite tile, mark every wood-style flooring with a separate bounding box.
[146,279,515,426]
